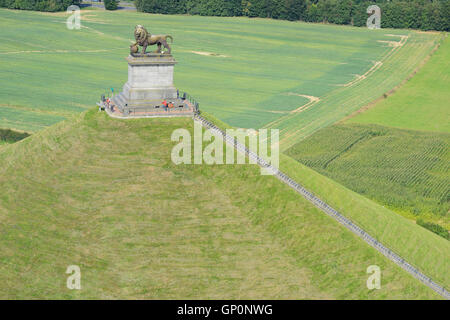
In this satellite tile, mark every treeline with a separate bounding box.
[135,0,450,31]
[104,0,118,10]
[0,0,80,12]
[417,218,449,240]
[0,128,30,144]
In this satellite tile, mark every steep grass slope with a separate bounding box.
[206,112,450,294]
[0,110,440,299]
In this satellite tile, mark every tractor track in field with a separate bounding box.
[194,113,449,300]
[341,34,445,123]
[288,93,320,113]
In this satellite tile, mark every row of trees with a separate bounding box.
[0,0,79,11]
[134,0,450,31]
[1,0,448,31]
[302,0,449,31]
[104,0,119,10]
[417,218,449,240]
[0,128,30,143]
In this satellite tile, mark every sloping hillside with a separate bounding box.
[0,110,440,299]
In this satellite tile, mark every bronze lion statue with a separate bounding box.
[131,25,173,54]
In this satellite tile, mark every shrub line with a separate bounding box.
[194,113,449,299]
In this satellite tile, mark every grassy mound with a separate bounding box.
[0,110,441,299]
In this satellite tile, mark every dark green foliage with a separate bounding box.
[134,0,449,31]
[417,219,449,240]
[0,128,30,143]
[104,0,119,10]
[286,123,450,225]
[135,0,242,16]
[0,0,80,12]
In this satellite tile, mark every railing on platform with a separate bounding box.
[180,91,200,114]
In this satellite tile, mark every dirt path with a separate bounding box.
[289,93,320,113]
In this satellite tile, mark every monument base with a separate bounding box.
[104,100,196,118]
[110,53,192,116]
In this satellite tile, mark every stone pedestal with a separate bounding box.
[112,53,188,114]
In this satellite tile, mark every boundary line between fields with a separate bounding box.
[193,113,449,300]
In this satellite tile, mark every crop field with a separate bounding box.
[0,8,440,144]
[348,36,450,133]
[286,36,450,237]
[206,113,450,292]
[0,109,443,299]
[266,32,442,150]
[286,123,450,228]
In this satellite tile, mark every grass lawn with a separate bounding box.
[0,109,442,299]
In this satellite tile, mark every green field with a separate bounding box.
[267,32,442,150]
[0,7,448,299]
[286,36,449,235]
[348,36,450,133]
[0,8,440,147]
[286,123,449,228]
[0,109,444,299]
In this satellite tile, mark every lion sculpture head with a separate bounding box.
[134,25,150,46]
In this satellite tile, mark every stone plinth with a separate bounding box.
[111,53,187,114]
